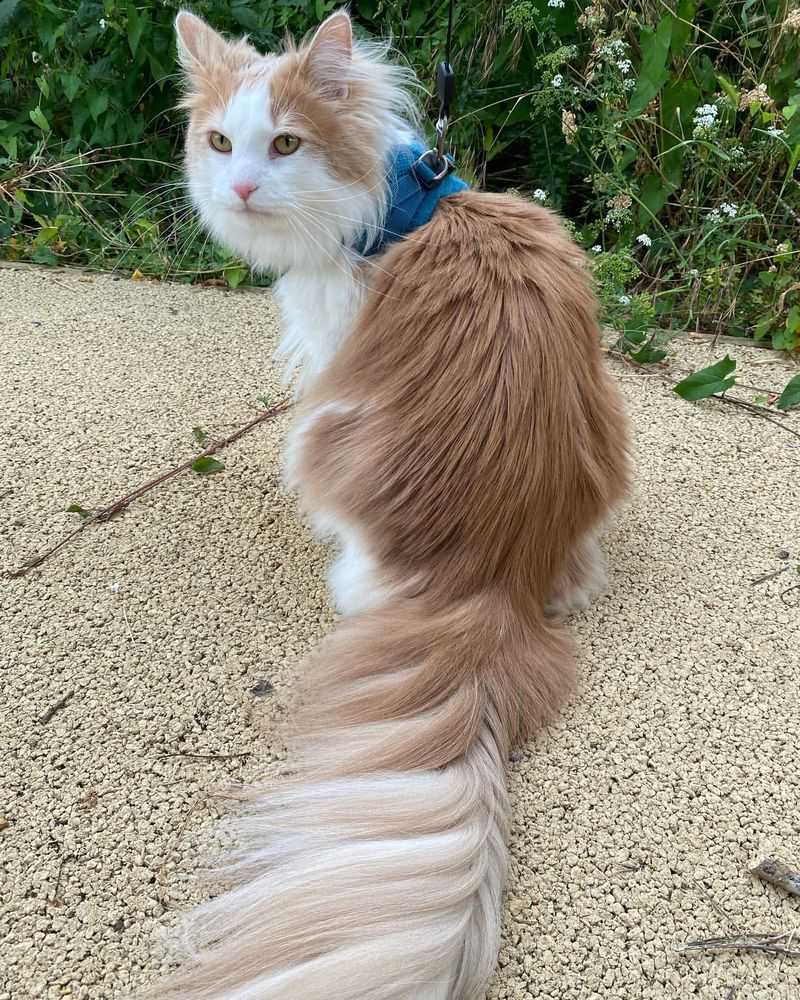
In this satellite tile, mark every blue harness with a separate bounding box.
[357,140,468,257]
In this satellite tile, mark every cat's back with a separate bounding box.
[298,188,628,594]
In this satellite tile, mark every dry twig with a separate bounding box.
[157,751,252,761]
[3,398,292,579]
[678,929,800,959]
[751,566,791,586]
[38,690,75,724]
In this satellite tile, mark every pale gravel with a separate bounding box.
[1,266,799,1000]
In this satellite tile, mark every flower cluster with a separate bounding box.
[547,0,565,7]
[693,103,719,138]
[605,192,633,230]
[532,189,548,202]
[577,1,605,29]
[739,83,773,111]
[707,202,739,223]
[598,38,627,60]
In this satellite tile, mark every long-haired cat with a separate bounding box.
[156,10,630,999]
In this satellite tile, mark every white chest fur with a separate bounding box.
[274,259,368,389]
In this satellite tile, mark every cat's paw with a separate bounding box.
[545,537,608,618]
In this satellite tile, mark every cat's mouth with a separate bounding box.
[231,203,278,219]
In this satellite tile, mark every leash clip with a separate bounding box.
[412,58,457,187]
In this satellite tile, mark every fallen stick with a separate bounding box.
[750,565,790,586]
[3,398,292,579]
[38,690,75,724]
[678,929,800,959]
[751,857,800,898]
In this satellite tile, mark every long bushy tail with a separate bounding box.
[155,591,574,1000]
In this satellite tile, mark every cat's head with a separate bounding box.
[175,10,416,272]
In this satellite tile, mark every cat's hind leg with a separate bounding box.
[546,529,609,617]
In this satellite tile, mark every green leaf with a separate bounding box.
[224,265,248,289]
[34,226,59,246]
[256,394,272,407]
[0,133,17,159]
[670,0,694,54]
[66,503,92,518]
[716,73,739,111]
[61,73,82,102]
[631,344,668,364]
[638,174,669,227]
[192,426,208,444]
[777,374,800,411]
[30,246,58,265]
[0,0,20,32]
[192,455,225,476]
[87,91,109,121]
[231,2,261,30]
[36,75,50,100]
[29,106,50,132]
[127,4,145,56]
[628,16,673,118]
[673,356,737,401]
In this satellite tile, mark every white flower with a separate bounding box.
[600,39,627,60]
[636,233,652,247]
[692,103,720,135]
[767,126,784,138]
[720,202,738,218]
[776,242,791,253]
[591,244,602,253]
[689,268,699,278]
[532,188,548,202]
[618,294,631,305]
[32,51,41,63]
[99,17,107,29]
[617,59,633,74]
[624,78,636,91]
[552,74,564,88]
[547,0,565,7]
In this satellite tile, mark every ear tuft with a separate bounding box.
[175,10,229,71]
[304,11,353,99]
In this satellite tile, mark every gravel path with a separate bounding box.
[2,266,799,1000]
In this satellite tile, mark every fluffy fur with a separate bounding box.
[158,11,631,999]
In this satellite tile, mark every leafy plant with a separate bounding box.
[777,373,800,410]
[1,0,799,349]
[192,455,225,476]
[673,356,737,400]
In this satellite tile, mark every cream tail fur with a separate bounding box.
[158,9,631,999]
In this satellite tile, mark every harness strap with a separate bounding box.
[358,141,468,258]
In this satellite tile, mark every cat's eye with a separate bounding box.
[209,131,232,153]
[273,134,301,156]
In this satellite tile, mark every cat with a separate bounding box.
[154,9,631,999]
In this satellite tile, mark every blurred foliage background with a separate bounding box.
[1,0,799,348]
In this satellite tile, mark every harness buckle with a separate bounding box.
[412,117,452,188]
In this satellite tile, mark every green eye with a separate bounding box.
[209,131,232,153]
[273,134,301,156]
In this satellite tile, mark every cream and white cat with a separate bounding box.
[152,11,630,999]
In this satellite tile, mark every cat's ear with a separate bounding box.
[304,11,353,99]
[175,10,230,71]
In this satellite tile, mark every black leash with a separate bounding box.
[434,0,456,168]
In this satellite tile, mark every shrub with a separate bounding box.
[1,0,798,347]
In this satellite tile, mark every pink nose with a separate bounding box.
[232,181,258,202]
